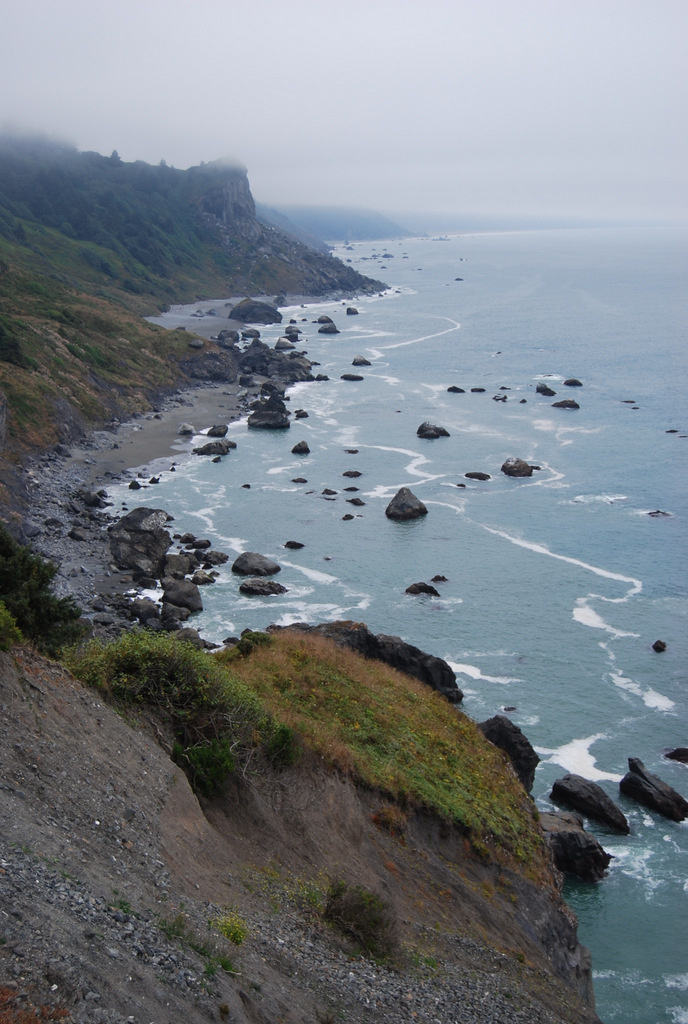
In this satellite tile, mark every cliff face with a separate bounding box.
[197,169,262,242]
[0,646,601,1024]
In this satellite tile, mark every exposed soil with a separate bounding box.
[0,646,601,1024]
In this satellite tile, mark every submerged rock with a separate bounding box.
[239,578,288,596]
[405,582,440,597]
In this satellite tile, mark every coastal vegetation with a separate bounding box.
[0,134,383,483]
[64,627,547,874]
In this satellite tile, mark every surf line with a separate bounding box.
[378,314,461,350]
[479,524,642,601]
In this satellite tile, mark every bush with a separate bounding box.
[63,629,277,793]
[0,525,83,655]
[323,880,398,960]
[0,601,22,651]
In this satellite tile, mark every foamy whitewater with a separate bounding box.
[112,226,687,1023]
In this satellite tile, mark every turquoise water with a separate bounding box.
[112,227,687,1024]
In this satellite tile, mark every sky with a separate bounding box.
[3,0,687,223]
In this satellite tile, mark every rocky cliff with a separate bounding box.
[0,645,601,1024]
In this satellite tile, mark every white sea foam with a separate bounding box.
[536,734,622,781]
[611,670,676,710]
[570,493,628,504]
[573,601,639,638]
[666,975,688,992]
[669,1009,688,1024]
[448,662,522,684]
[378,314,460,350]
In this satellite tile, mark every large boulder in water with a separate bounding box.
[540,811,612,882]
[417,421,450,439]
[478,716,540,793]
[270,620,463,703]
[108,507,173,579]
[385,487,428,520]
[551,774,630,833]
[228,298,282,324]
[501,458,534,478]
[248,392,291,430]
[619,758,688,821]
[232,552,281,576]
[162,578,203,613]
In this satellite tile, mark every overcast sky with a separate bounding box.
[3,0,686,222]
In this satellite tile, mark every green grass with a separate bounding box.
[217,632,548,872]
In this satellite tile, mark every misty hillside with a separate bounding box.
[0,136,385,485]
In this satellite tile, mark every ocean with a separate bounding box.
[113,225,687,1024]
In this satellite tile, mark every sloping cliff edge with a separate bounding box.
[0,647,601,1024]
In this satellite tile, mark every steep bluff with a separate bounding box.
[0,646,601,1024]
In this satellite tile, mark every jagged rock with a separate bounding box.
[385,487,428,520]
[352,355,371,366]
[417,421,450,439]
[247,391,290,430]
[164,552,200,579]
[271,620,463,703]
[343,470,362,478]
[231,552,281,576]
[292,440,310,455]
[346,497,365,506]
[465,472,491,481]
[619,758,688,821]
[666,748,688,763]
[191,570,217,586]
[652,640,667,652]
[550,774,630,833]
[228,298,282,324]
[501,458,534,478]
[202,549,229,567]
[80,489,109,509]
[284,540,304,549]
[405,582,440,597]
[128,597,161,624]
[193,438,235,456]
[239,578,289,596]
[478,716,540,792]
[217,328,240,346]
[206,424,228,437]
[318,322,340,334]
[162,578,203,613]
[108,507,173,578]
[447,385,465,393]
[564,378,583,387]
[294,409,309,419]
[552,399,580,409]
[536,382,557,396]
[540,811,612,882]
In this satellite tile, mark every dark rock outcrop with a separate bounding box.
[239,578,289,596]
[540,811,612,882]
[666,747,688,763]
[291,440,310,455]
[162,578,203,613]
[478,716,540,792]
[248,392,290,430]
[501,458,534,478]
[238,338,314,383]
[108,507,173,579]
[231,552,281,576]
[447,385,465,393]
[318,322,340,335]
[193,438,235,456]
[417,422,450,439]
[385,487,428,520]
[550,774,630,833]
[552,399,580,410]
[207,424,229,437]
[465,472,491,481]
[228,298,282,324]
[619,758,688,821]
[352,355,371,366]
[564,378,583,387]
[536,382,557,396]
[405,582,440,597]
[271,620,463,704]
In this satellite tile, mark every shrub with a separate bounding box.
[211,910,248,946]
[323,880,398,960]
[0,525,83,655]
[0,601,22,651]
[264,722,301,768]
[63,629,278,793]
